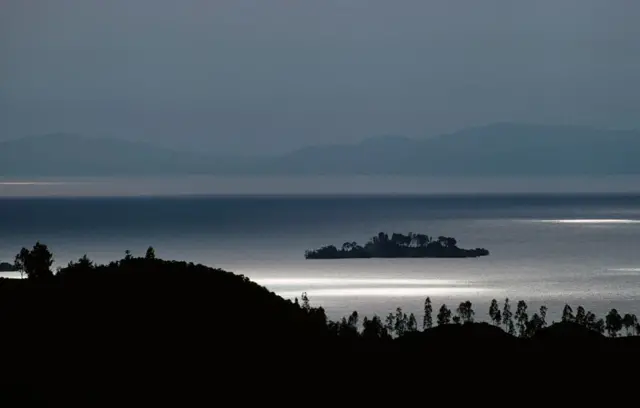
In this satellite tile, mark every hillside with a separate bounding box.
[2,245,640,403]
[263,123,640,175]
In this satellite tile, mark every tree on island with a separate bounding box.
[0,261,17,272]
[304,231,489,259]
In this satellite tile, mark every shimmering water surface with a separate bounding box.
[2,190,640,323]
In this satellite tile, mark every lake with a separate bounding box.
[2,182,640,325]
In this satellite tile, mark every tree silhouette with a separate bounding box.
[13,247,29,279]
[525,306,547,338]
[456,300,474,323]
[407,313,418,332]
[605,309,623,337]
[423,297,433,330]
[489,299,501,326]
[622,313,638,336]
[514,300,529,337]
[362,315,389,340]
[584,310,595,327]
[437,304,451,325]
[539,305,547,328]
[14,242,54,280]
[415,234,429,248]
[347,311,359,329]
[301,292,311,311]
[575,306,586,325]
[502,298,514,335]
[338,315,359,338]
[384,313,394,336]
[394,307,408,336]
[561,304,574,322]
[145,246,156,260]
[580,309,606,334]
[77,255,94,269]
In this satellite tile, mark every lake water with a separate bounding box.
[2,180,640,324]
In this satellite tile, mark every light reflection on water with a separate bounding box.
[276,286,491,298]
[532,219,640,224]
[256,277,462,286]
[3,191,640,323]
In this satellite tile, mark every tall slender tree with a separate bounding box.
[502,298,514,335]
[514,300,529,337]
[423,297,433,330]
[489,299,501,326]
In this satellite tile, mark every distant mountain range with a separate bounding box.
[0,133,262,177]
[2,123,640,177]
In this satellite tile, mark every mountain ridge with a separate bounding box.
[268,123,640,175]
[2,123,640,176]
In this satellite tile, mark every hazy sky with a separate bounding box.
[2,0,640,155]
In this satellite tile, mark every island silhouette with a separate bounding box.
[305,232,489,259]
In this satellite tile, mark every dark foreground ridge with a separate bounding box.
[1,242,638,403]
[305,231,489,259]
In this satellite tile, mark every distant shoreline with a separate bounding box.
[3,175,640,198]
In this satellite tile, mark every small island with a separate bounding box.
[304,232,489,259]
[0,261,16,272]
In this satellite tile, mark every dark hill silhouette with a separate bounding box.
[395,322,522,351]
[3,244,640,403]
[1,257,329,353]
[534,321,606,341]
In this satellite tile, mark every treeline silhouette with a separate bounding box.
[3,241,639,350]
[2,241,638,403]
[305,231,489,259]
